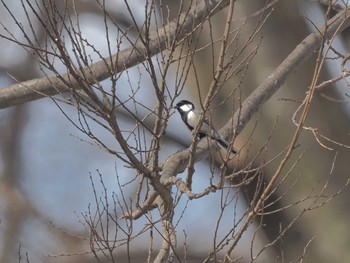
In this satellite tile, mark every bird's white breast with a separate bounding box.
[186,111,200,128]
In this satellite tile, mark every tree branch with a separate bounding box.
[163,5,350,193]
[221,6,350,144]
[0,0,230,109]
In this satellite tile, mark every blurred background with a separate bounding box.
[0,0,350,262]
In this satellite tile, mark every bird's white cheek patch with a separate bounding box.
[180,104,192,112]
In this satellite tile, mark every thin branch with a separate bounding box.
[161,4,350,184]
[0,0,230,109]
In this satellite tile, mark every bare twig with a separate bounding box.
[0,0,230,109]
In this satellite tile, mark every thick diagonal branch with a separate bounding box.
[162,7,350,188]
[0,0,229,109]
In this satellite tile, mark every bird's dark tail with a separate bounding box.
[216,137,237,154]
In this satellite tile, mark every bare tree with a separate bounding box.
[1,0,350,262]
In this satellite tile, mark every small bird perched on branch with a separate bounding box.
[174,100,236,154]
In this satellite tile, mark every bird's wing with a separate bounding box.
[201,117,219,137]
[202,117,237,154]
[194,114,237,154]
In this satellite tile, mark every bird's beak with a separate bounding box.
[174,105,178,109]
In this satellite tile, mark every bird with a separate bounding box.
[174,100,236,154]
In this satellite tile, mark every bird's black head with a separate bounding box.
[174,100,195,114]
